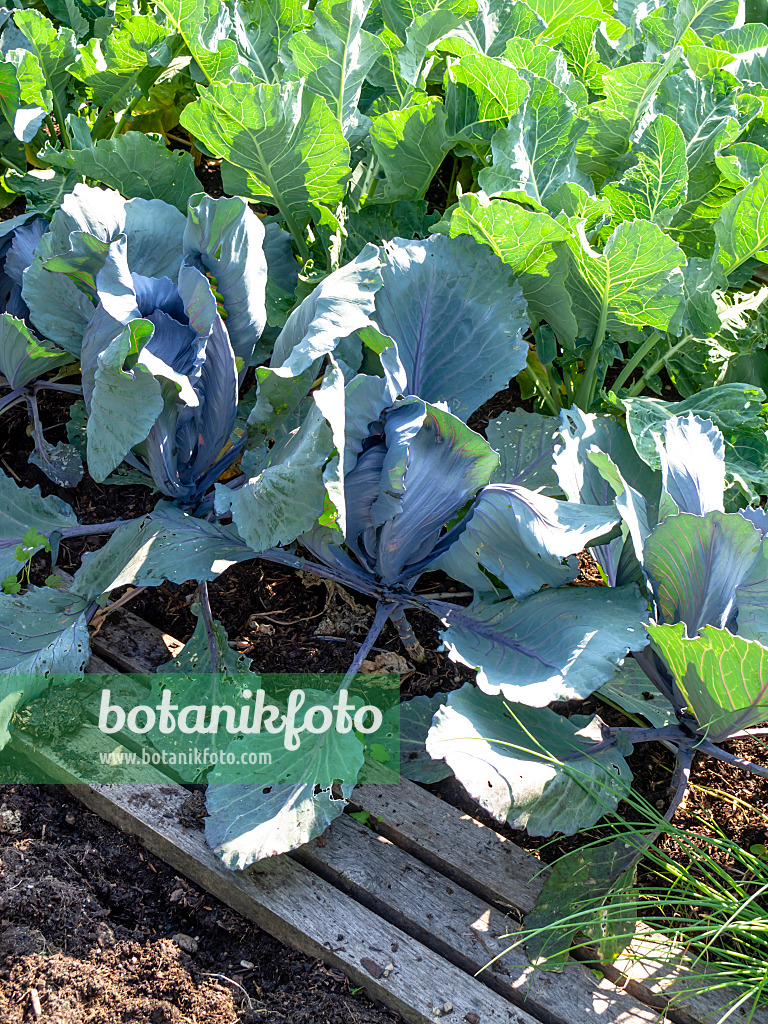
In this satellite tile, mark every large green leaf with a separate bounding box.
[369,97,450,203]
[557,15,607,98]
[439,585,648,706]
[86,319,165,483]
[577,53,679,185]
[602,114,688,225]
[0,472,77,582]
[154,0,239,83]
[523,0,604,43]
[0,313,70,389]
[68,14,172,113]
[677,0,744,43]
[434,0,544,57]
[381,0,476,43]
[397,9,466,86]
[233,0,312,83]
[715,164,768,274]
[620,385,768,489]
[448,192,569,274]
[181,79,350,230]
[11,9,77,126]
[206,684,365,866]
[503,36,587,105]
[426,684,632,835]
[444,53,527,152]
[43,132,200,213]
[479,75,591,203]
[287,0,386,140]
[649,623,768,741]
[658,69,751,257]
[564,219,686,344]
[0,57,46,142]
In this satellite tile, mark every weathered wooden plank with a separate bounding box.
[66,781,541,1024]
[11,724,172,787]
[90,608,183,672]
[605,925,768,1024]
[56,568,183,673]
[351,783,545,915]
[70,597,767,1024]
[295,813,662,1024]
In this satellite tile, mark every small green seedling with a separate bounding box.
[2,529,54,594]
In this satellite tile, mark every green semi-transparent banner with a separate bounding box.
[4,672,401,786]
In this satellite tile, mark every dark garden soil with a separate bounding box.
[0,782,401,1024]
[2,156,768,1018]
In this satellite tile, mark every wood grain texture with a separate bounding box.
[295,813,662,1024]
[350,783,546,914]
[66,781,541,1024]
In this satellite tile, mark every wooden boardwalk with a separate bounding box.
[10,596,768,1024]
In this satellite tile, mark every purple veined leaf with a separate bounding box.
[121,197,187,280]
[556,407,659,509]
[182,193,267,371]
[82,238,189,407]
[344,430,389,571]
[71,502,256,601]
[430,484,619,599]
[644,510,761,635]
[436,584,648,706]
[24,187,186,355]
[249,243,382,434]
[371,234,529,420]
[22,185,128,354]
[486,409,562,494]
[734,541,768,646]
[299,525,375,589]
[314,366,391,537]
[426,684,632,835]
[368,397,428,528]
[555,408,659,586]
[656,413,725,516]
[1,214,47,320]
[649,623,768,742]
[740,505,768,537]
[372,402,499,581]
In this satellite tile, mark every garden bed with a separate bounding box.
[3,0,768,1019]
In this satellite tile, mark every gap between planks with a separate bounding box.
[37,586,768,1024]
[68,780,540,1024]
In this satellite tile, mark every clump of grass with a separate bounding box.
[501,787,768,1024]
